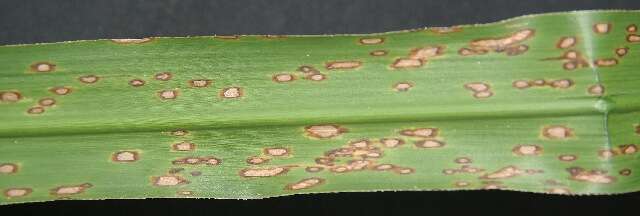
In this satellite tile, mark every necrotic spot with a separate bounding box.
[0,163,18,174]
[593,23,611,34]
[78,75,99,84]
[221,87,243,98]
[30,62,55,72]
[359,38,384,45]
[325,61,362,70]
[189,79,212,87]
[0,91,22,103]
[370,50,388,56]
[272,74,295,83]
[154,72,172,81]
[4,188,32,198]
[27,107,45,115]
[129,79,145,87]
[38,98,56,107]
[49,87,72,95]
[158,90,178,100]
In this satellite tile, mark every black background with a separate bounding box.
[1,0,640,215]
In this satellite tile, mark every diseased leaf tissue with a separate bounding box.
[1,10,640,205]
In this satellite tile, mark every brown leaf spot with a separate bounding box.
[512,145,543,156]
[50,183,93,196]
[594,58,618,67]
[38,98,56,107]
[172,156,221,166]
[158,90,178,100]
[615,47,629,57]
[558,154,577,162]
[220,87,243,98]
[587,84,605,96]
[4,188,32,198]
[473,91,493,99]
[393,82,413,92]
[627,34,640,43]
[380,138,405,148]
[359,37,384,45]
[512,80,531,89]
[458,47,487,56]
[189,79,212,87]
[620,144,638,155]
[325,61,362,70]
[305,124,347,139]
[369,50,388,56]
[129,79,145,87]
[505,44,529,56]
[556,36,577,49]
[348,139,371,148]
[393,167,415,175]
[542,126,574,139]
[112,151,140,162]
[246,156,269,165]
[400,128,438,138]
[627,24,638,33]
[0,163,18,174]
[172,141,195,151]
[78,75,99,84]
[305,166,324,173]
[170,129,189,136]
[391,58,423,69]
[285,177,325,190]
[272,74,295,83]
[330,165,351,173]
[27,107,45,115]
[598,149,618,159]
[464,82,490,92]
[373,164,396,171]
[152,175,188,186]
[0,91,22,103]
[593,23,611,34]
[49,86,72,95]
[454,157,472,164]
[306,73,326,81]
[154,72,172,81]
[619,168,632,176]
[30,62,56,72]
[480,166,524,179]
[264,147,290,156]
[297,65,320,75]
[550,79,573,89]
[469,29,535,52]
[314,157,335,166]
[566,167,616,184]
[409,46,445,61]
[414,139,445,148]
[239,167,289,178]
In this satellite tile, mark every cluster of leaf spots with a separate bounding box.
[464,82,493,99]
[149,129,222,193]
[512,79,573,90]
[272,65,330,83]
[598,144,637,159]
[458,29,534,56]
[391,45,444,69]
